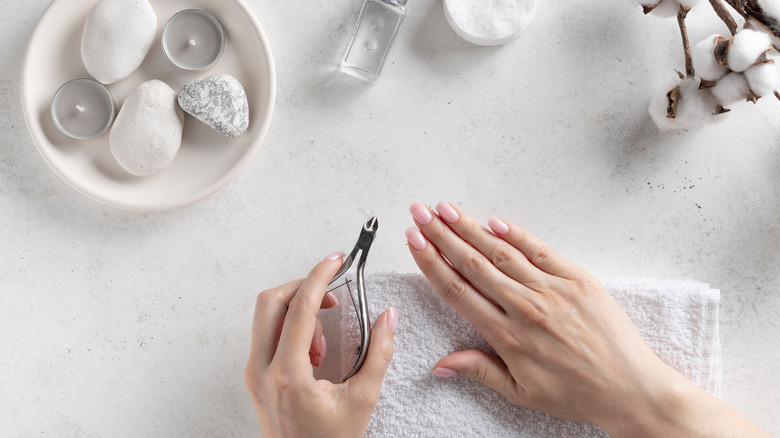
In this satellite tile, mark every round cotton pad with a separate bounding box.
[444,0,536,46]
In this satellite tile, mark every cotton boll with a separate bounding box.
[744,62,780,96]
[727,29,772,72]
[692,34,729,81]
[649,0,681,17]
[711,72,751,105]
[649,82,683,131]
[636,0,661,7]
[677,0,704,9]
[757,0,780,22]
[648,79,722,131]
[674,79,723,126]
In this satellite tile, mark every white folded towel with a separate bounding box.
[328,273,721,438]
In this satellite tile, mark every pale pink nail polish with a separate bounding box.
[325,292,340,306]
[387,306,398,334]
[324,251,345,261]
[405,227,427,251]
[409,202,433,225]
[320,335,327,358]
[436,202,460,223]
[488,217,510,235]
[433,367,459,378]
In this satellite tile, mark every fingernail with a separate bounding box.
[410,202,433,225]
[387,306,398,334]
[325,292,340,306]
[488,217,510,235]
[405,227,427,251]
[433,367,459,378]
[436,202,460,224]
[320,334,327,358]
[324,251,345,261]
[314,355,324,368]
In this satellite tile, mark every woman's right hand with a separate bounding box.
[405,202,771,437]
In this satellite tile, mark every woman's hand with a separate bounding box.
[405,202,771,438]
[244,252,398,438]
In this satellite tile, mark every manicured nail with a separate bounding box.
[433,367,459,378]
[387,306,398,334]
[488,217,510,235]
[410,202,433,225]
[325,292,340,307]
[320,334,327,358]
[405,227,427,251]
[435,202,460,223]
[314,355,324,368]
[324,251,345,261]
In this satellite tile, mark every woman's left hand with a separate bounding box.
[244,252,398,438]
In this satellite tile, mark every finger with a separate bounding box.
[435,202,556,289]
[309,318,325,368]
[410,202,527,309]
[275,252,344,367]
[433,350,523,405]
[406,226,504,332]
[248,279,304,367]
[347,307,397,401]
[488,217,582,280]
[249,279,339,368]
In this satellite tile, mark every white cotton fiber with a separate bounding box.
[443,0,536,46]
[758,0,780,22]
[649,79,724,131]
[727,29,772,72]
[744,62,780,96]
[675,78,722,125]
[636,0,662,7]
[649,0,682,17]
[711,72,751,105]
[692,35,729,81]
[677,0,705,9]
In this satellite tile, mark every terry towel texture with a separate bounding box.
[339,273,721,438]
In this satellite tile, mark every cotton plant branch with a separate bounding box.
[638,0,780,130]
[678,9,696,77]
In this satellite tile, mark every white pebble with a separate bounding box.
[710,72,751,105]
[443,0,535,46]
[110,80,185,176]
[81,0,157,85]
[727,29,771,72]
[692,34,729,81]
[744,62,780,96]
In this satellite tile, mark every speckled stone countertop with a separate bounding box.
[1,0,778,436]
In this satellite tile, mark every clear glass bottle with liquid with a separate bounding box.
[340,0,407,81]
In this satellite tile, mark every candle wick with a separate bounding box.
[188,39,197,47]
[76,105,86,113]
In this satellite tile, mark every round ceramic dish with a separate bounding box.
[21,0,276,211]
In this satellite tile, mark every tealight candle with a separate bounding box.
[162,9,225,71]
[50,78,116,140]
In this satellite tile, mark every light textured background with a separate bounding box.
[1,0,778,436]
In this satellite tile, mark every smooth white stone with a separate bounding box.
[178,74,249,138]
[81,0,157,85]
[110,80,185,176]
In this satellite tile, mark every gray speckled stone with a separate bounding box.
[178,74,249,138]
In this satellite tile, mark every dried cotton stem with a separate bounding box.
[708,0,739,35]
[678,10,696,77]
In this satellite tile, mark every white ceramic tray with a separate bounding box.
[21,0,276,211]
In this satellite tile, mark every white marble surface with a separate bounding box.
[1,0,778,436]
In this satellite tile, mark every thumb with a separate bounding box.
[433,350,521,404]
[348,307,397,401]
